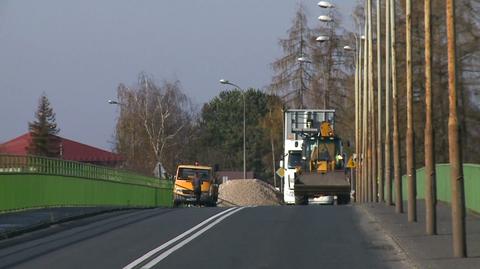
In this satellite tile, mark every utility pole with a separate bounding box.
[384,0,392,206]
[391,0,403,214]
[363,7,369,203]
[406,0,417,223]
[355,33,360,203]
[368,0,376,202]
[376,0,383,203]
[424,0,437,235]
[446,0,467,258]
[358,34,364,203]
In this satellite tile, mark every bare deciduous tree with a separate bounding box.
[115,73,195,175]
[271,5,315,108]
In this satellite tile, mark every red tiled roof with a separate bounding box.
[0,133,30,155]
[0,133,124,162]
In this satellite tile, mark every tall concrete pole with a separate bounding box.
[391,0,403,213]
[356,37,361,203]
[355,34,361,203]
[406,0,417,223]
[354,30,360,202]
[446,0,467,258]
[359,35,365,203]
[363,7,369,203]
[384,0,392,206]
[243,91,246,179]
[424,0,437,235]
[376,0,384,203]
[368,0,376,202]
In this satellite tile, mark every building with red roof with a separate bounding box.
[0,133,124,167]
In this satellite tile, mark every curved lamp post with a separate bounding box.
[219,79,247,179]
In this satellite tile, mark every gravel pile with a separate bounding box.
[217,179,283,207]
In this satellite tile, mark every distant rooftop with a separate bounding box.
[0,133,124,166]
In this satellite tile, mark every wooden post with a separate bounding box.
[424,0,437,235]
[406,0,417,223]
[368,0,375,202]
[391,0,403,214]
[446,0,467,258]
[377,0,384,203]
[385,0,392,206]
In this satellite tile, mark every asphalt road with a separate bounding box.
[0,205,412,269]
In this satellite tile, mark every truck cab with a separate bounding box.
[173,164,218,207]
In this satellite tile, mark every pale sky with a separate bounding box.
[0,0,356,150]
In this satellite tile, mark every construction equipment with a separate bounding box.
[173,163,218,207]
[281,109,350,205]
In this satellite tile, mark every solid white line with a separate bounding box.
[141,207,245,269]
[122,207,237,269]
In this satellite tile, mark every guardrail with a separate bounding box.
[392,163,480,213]
[0,154,173,212]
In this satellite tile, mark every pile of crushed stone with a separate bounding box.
[217,179,283,207]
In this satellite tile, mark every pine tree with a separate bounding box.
[28,94,60,157]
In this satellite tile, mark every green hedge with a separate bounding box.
[389,164,480,213]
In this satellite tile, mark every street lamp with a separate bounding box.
[316,35,330,42]
[318,15,333,22]
[297,56,312,63]
[219,79,247,180]
[108,99,120,105]
[343,41,359,201]
[318,1,335,8]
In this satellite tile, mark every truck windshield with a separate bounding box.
[288,152,302,169]
[178,168,210,180]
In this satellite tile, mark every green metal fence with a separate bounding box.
[390,163,480,213]
[0,154,173,212]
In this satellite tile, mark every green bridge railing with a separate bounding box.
[390,163,480,213]
[0,154,173,212]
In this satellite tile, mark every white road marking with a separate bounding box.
[122,207,238,269]
[141,207,245,269]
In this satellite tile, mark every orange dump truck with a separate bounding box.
[173,164,218,207]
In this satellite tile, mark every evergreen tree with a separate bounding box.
[196,89,282,182]
[28,94,60,157]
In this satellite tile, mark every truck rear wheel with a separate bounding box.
[295,195,308,205]
[337,194,351,205]
[294,195,302,205]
